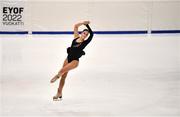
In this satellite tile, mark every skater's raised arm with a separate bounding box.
[85,24,93,39]
[74,21,86,39]
[80,23,94,49]
[74,21,91,39]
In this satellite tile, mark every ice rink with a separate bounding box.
[0,34,180,117]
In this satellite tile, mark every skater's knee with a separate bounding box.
[62,73,67,78]
[59,68,65,75]
[61,72,68,80]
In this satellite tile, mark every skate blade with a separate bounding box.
[53,98,62,101]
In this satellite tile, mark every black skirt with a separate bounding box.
[66,47,85,63]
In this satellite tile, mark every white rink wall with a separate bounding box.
[0,0,180,32]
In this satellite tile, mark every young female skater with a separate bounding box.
[50,21,94,100]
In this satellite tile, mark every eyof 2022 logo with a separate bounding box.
[2,7,24,26]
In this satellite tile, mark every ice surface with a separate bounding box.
[0,34,180,117]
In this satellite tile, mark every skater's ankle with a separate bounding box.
[57,88,62,96]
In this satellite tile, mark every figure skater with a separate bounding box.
[50,21,94,100]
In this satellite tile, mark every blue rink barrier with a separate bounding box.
[0,30,180,35]
[32,31,73,34]
[0,31,28,34]
[151,30,180,34]
[94,31,148,34]
[32,30,148,35]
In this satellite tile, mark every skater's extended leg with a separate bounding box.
[58,60,79,77]
[58,72,68,95]
[53,60,78,100]
[53,72,68,100]
[50,59,68,83]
